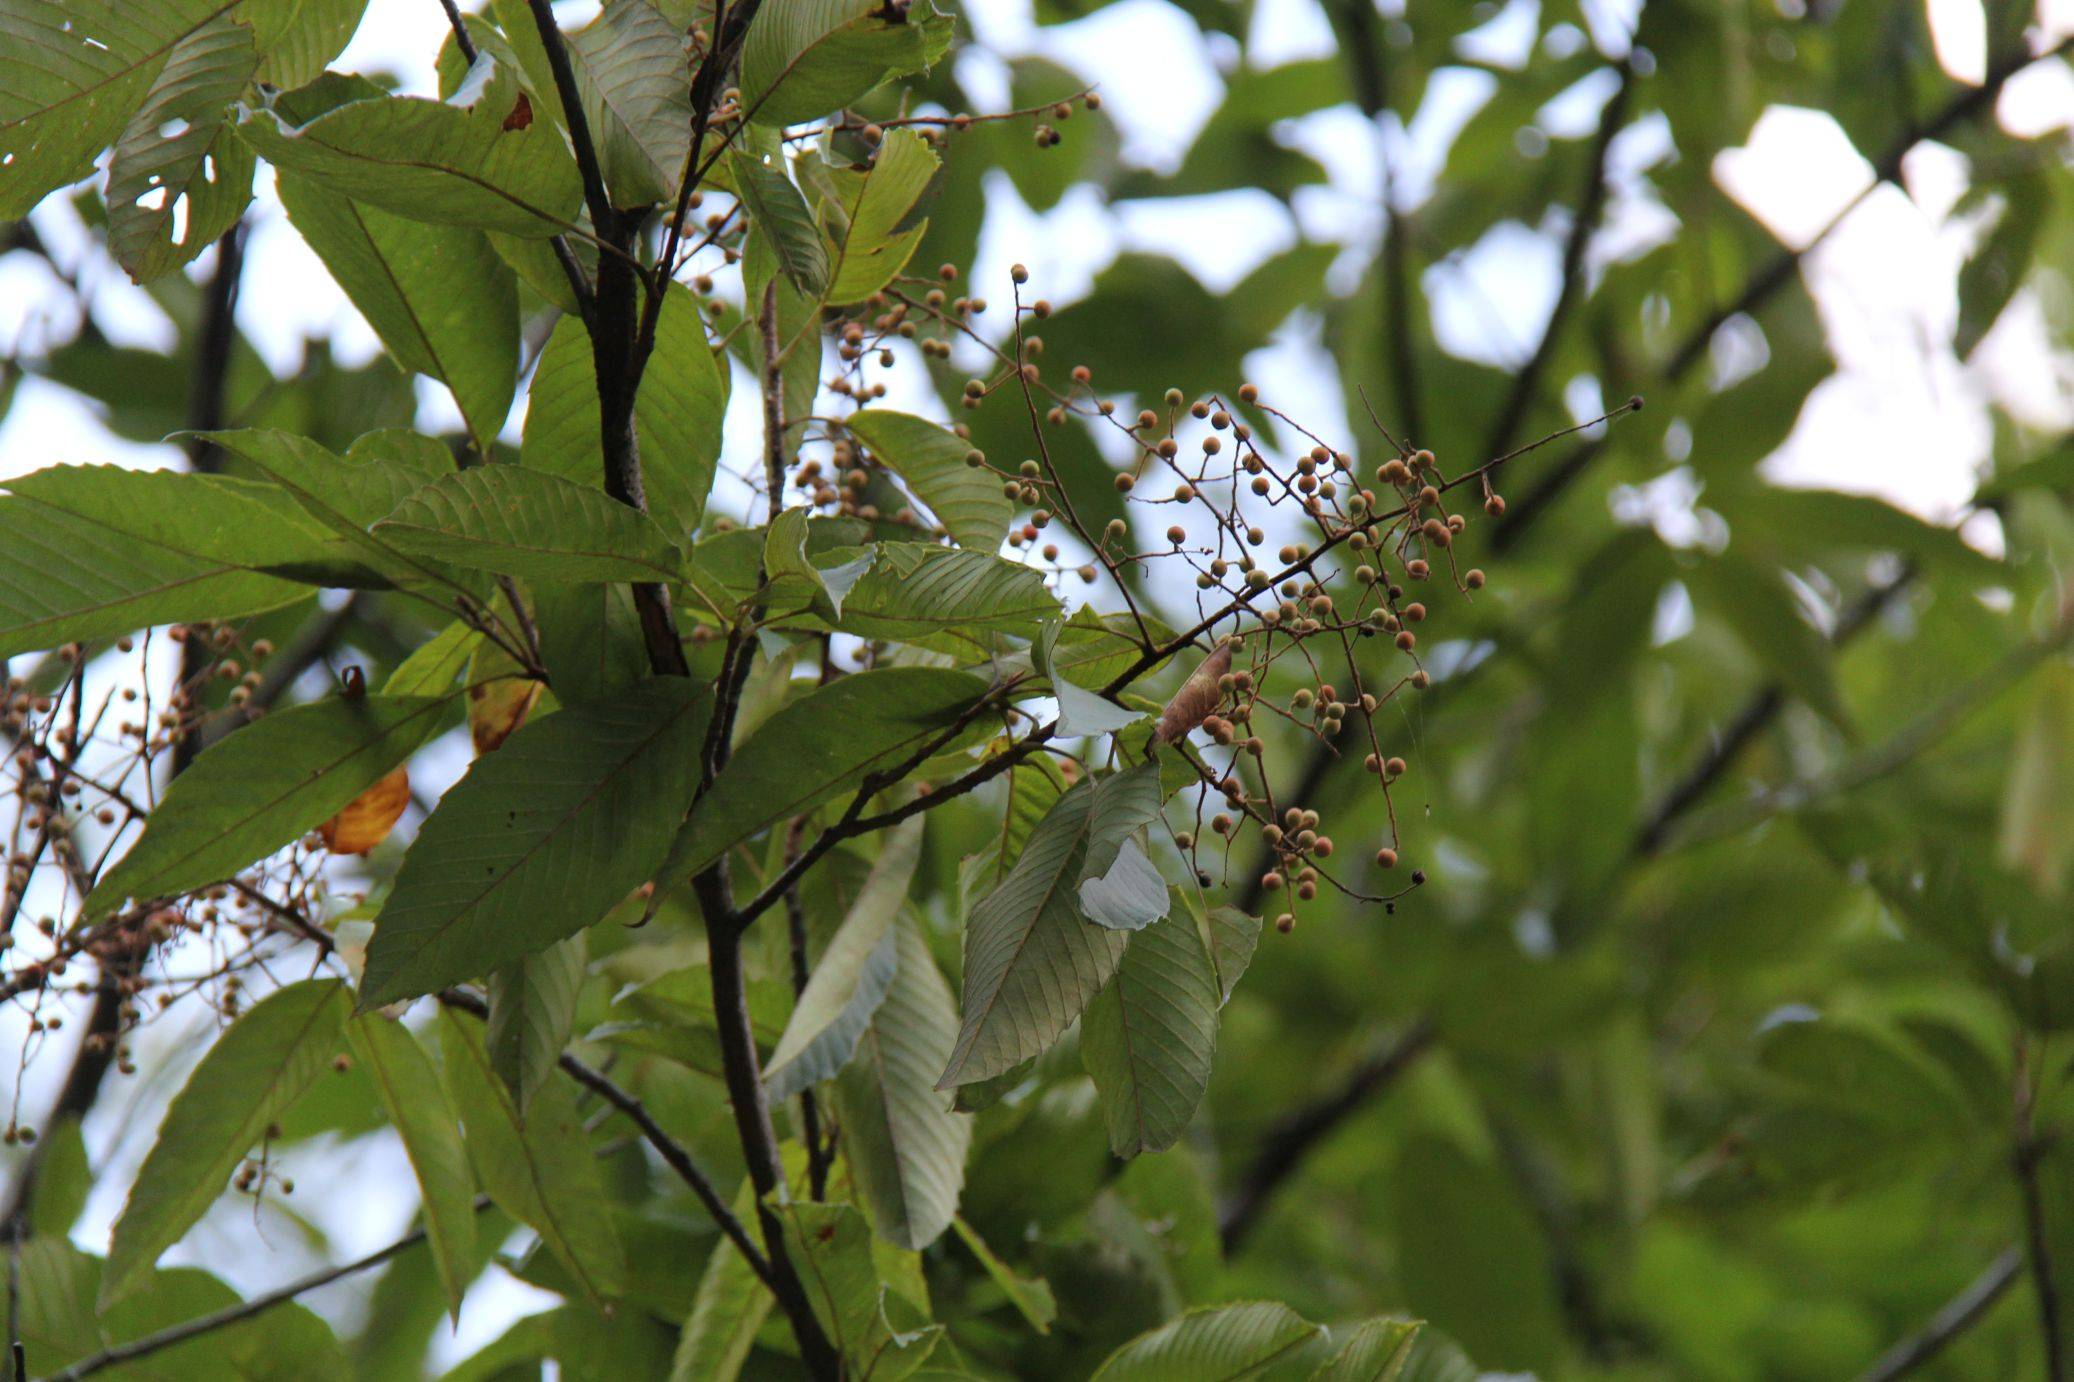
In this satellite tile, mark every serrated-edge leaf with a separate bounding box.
[1081,911,1219,1158]
[345,1014,478,1320]
[835,918,971,1250]
[1091,1300,1326,1381]
[843,410,1008,554]
[486,933,586,1116]
[765,817,922,1101]
[375,465,686,583]
[102,980,352,1306]
[360,677,713,1007]
[1309,1318,1422,1382]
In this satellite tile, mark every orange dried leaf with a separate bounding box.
[319,765,411,855]
[468,676,542,755]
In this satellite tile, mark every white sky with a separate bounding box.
[1,0,2072,1365]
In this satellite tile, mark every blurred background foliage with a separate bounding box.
[6,0,2074,1377]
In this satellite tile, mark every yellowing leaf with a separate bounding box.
[468,676,542,755]
[318,763,411,855]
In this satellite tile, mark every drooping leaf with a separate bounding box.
[440,1008,625,1307]
[276,171,520,451]
[822,129,937,304]
[1091,1300,1325,1380]
[660,667,987,884]
[836,917,972,1250]
[105,15,258,281]
[738,0,955,129]
[843,409,1009,554]
[236,56,581,236]
[87,694,451,913]
[731,142,830,298]
[102,980,353,1306]
[0,465,327,657]
[1081,911,1219,1158]
[486,933,586,1115]
[359,677,714,1008]
[764,817,922,1101]
[950,1216,1056,1334]
[560,0,692,207]
[1201,904,1261,1007]
[345,1014,478,1320]
[466,633,543,754]
[938,767,1169,1088]
[520,283,725,539]
[374,465,688,584]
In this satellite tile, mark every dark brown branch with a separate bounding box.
[36,1202,493,1381]
[432,989,772,1286]
[1631,565,1911,856]
[1479,60,1632,464]
[1494,35,2074,551]
[1854,1246,2022,1382]
[2016,1040,2067,1380]
[1218,1017,1435,1252]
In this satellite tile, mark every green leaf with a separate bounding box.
[1201,904,1260,1007]
[359,677,714,1008]
[661,667,987,884]
[938,766,1168,1089]
[1035,618,1144,737]
[385,620,483,695]
[843,410,1009,554]
[105,15,258,281]
[730,143,830,298]
[738,0,954,128]
[535,581,650,703]
[764,817,922,1101]
[1687,556,1852,730]
[829,544,1062,645]
[950,1216,1056,1334]
[236,56,581,236]
[255,0,367,89]
[102,979,353,1306]
[374,465,687,583]
[1081,911,1219,1158]
[276,172,519,451]
[440,1008,625,1307]
[562,0,693,207]
[520,284,725,539]
[86,693,452,914]
[0,465,325,656]
[486,933,586,1116]
[0,0,265,219]
[27,1116,90,1240]
[775,1199,944,1372]
[1091,1300,1325,1380]
[670,1177,773,1382]
[1956,172,2047,358]
[836,917,972,1249]
[823,129,938,304]
[763,506,868,622]
[345,1014,478,1320]
[1310,1318,1421,1381]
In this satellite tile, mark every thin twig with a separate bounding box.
[1854,1246,2023,1382]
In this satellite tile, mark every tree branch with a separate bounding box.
[1493,35,2074,551]
[1218,1017,1435,1251]
[36,1202,492,1382]
[2016,1039,2067,1380]
[1854,1246,2022,1382]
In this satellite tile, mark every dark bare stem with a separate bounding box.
[1854,1246,2022,1382]
[433,988,772,1285]
[2016,1039,2067,1381]
[38,1203,493,1382]
[1495,35,2074,550]
[1219,1018,1435,1251]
